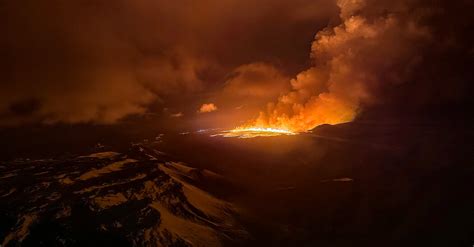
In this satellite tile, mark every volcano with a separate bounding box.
[0,0,473,245]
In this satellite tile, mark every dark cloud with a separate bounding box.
[222,63,290,98]
[0,0,336,125]
[236,0,474,131]
[0,0,472,127]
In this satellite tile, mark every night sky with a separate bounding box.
[1,0,472,130]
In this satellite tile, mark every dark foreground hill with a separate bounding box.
[0,143,247,247]
[1,118,473,247]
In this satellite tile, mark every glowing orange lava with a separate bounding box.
[218,127,297,138]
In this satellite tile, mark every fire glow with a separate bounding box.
[218,127,297,138]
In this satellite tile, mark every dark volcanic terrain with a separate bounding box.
[0,143,246,247]
[1,120,473,246]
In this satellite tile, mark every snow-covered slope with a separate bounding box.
[0,144,247,246]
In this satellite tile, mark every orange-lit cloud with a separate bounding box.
[237,0,438,132]
[0,0,336,125]
[198,104,218,114]
[0,0,472,126]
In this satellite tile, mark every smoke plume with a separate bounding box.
[198,104,218,114]
[245,0,438,132]
[1,0,471,127]
[0,0,336,126]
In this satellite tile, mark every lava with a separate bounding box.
[217,127,297,138]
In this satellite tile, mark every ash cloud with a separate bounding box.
[0,0,336,126]
[198,104,218,114]
[0,0,471,127]
[245,0,474,131]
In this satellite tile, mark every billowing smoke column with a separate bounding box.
[243,0,432,132]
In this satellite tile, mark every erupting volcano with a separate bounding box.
[1,0,472,246]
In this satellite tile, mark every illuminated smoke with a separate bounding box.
[198,103,218,114]
[241,0,432,132]
[0,0,336,126]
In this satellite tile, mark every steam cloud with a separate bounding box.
[246,0,443,131]
[0,0,471,127]
[199,104,218,114]
[0,0,336,126]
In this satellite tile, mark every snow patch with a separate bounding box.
[79,152,120,159]
[78,159,136,180]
